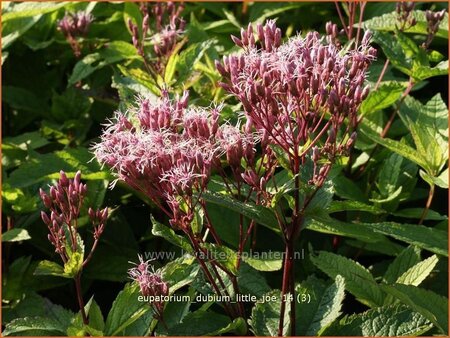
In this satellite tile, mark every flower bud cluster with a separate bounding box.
[217,20,375,186]
[129,2,185,74]
[128,255,169,318]
[58,11,94,38]
[94,92,224,229]
[396,2,417,30]
[423,9,446,48]
[58,11,93,57]
[40,171,107,262]
[88,207,108,240]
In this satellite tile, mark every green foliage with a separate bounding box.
[2,1,448,337]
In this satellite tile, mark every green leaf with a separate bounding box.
[237,262,271,298]
[243,253,283,272]
[151,216,193,253]
[310,251,384,307]
[249,3,302,23]
[3,317,68,336]
[396,255,438,286]
[392,207,447,221]
[115,65,161,97]
[202,191,280,235]
[322,304,432,336]
[50,87,93,122]
[360,122,430,171]
[104,283,150,336]
[6,147,110,189]
[87,299,105,333]
[63,251,84,278]
[34,260,71,279]
[201,243,238,275]
[381,284,448,334]
[161,256,200,294]
[360,81,406,115]
[69,41,139,85]
[295,275,345,335]
[169,311,246,336]
[399,94,448,173]
[176,40,213,85]
[359,221,448,257]
[2,2,67,22]
[3,86,49,114]
[2,228,31,242]
[249,290,290,336]
[2,293,75,336]
[304,215,387,244]
[164,53,179,84]
[328,200,385,214]
[384,246,421,284]
[361,10,448,39]
[2,15,42,50]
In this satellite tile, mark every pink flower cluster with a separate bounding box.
[217,20,376,186]
[128,255,169,319]
[129,2,185,74]
[40,171,108,262]
[93,91,245,229]
[58,11,94,38]
[57,11,93,57]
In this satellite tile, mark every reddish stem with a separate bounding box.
[419,184,435,225]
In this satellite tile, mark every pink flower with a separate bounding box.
[217,20,375,186]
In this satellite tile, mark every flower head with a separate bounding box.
[93,92,222,229]
[128,255,169,318]
[217,20,375,186]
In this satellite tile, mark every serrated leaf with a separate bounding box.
[360,122,430,171]
[360,82,406,115]
[295,275,345,335]
[243,253,283,272]
[201,243,238,275]
[3,317,67,336]
[161,256,200,294]
[381,284,448,334]
[69,41,139,85]
[322,304,432,336]
[151,216,193,253]
[328,200,385,214]
[2,2,67,22]
[304,215,386,244]
[249,290,290,336]
[2,228,31,242]
[202,191,280,235]
[104,283,150,336]
[6,147,110,189]
[384,246,421,284]
[2,294,74,336]
[34,260,71,279]
[310,251,384,307]
[396,255,438,286]
[169,311,245,336]
[361,10,448,39]
[359,222,448,257]
[237,262,271,298]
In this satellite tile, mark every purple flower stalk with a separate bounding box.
[396,2,417,30]
[128,255,169,320]
[39,170,108,325]
[58,11,94,57]
[129,2,185,76]
[217,20,375,336]
[217,20,375,187]
[423,9,446,49]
